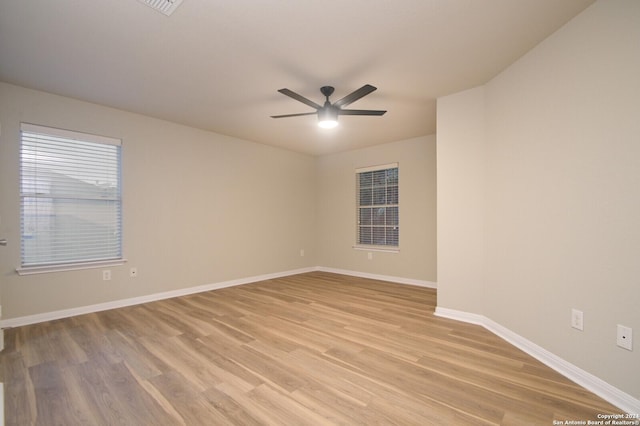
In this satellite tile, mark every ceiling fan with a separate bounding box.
[271,84,386,128]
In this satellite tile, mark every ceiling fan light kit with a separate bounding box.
[271,84,386,129]
[318,108,338,129]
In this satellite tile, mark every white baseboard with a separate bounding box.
[0,266,435,329]
[0,267,316,328]
[6,272,634,414]
[435,307,640,414]
[0,266,436,328]
[316,266,437,289]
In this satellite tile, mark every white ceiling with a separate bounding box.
[0,0,594,156]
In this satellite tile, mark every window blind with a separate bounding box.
[356,163,399,248]
[19,123,122,268]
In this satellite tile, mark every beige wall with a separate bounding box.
[0,83,437,321]
[436,87,486,312]
[316,136,437,283]
[437,0,640,399]
[0,82,317,319]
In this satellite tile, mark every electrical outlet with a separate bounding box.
[617,325,633,351]
[367,252,373,260]
[300,249,305,257]
[571,309,584,331]
[129,267,138,278]
[102,270,111,281]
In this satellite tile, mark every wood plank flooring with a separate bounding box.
[1,272,622,425]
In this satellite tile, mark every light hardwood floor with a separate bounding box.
[1,272,621,425]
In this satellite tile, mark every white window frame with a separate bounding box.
[354,162,399,252]
[17,123,125,275]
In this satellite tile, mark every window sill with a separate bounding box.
[352,245,400,253]
[16,259,127,276]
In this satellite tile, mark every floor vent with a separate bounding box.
[138,0,183,16]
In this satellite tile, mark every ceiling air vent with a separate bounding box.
[138,0,183,16]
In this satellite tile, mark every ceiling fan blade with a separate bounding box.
[271,112,318,118]
[333,84,377,108]
[277,89,322,110]
[338,109,387,116]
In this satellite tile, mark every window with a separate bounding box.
[19,123,122,271]
[356,163,399,248]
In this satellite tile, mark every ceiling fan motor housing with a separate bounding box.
[318,106,338,122]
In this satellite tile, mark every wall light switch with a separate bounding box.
[571,309,584,331]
